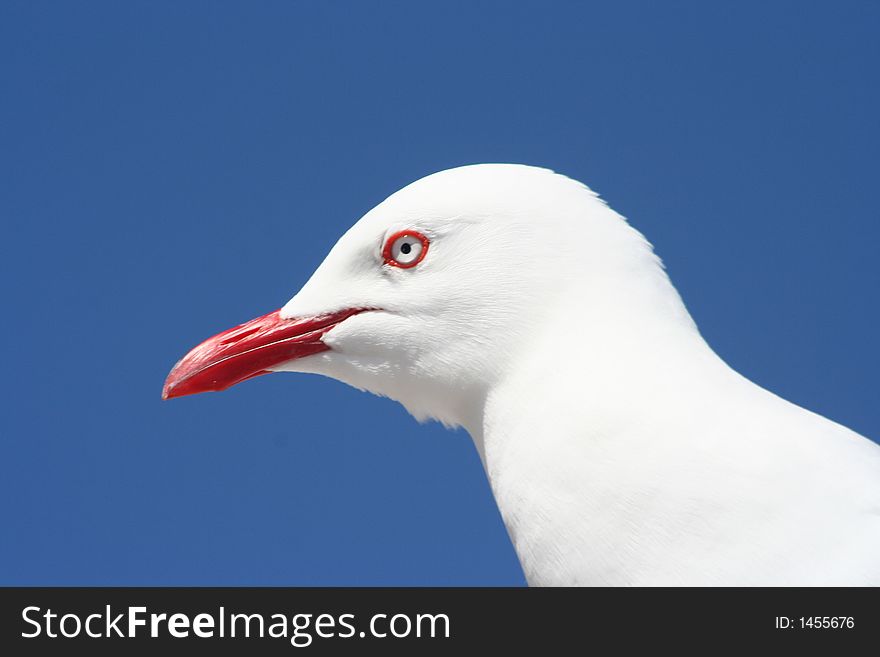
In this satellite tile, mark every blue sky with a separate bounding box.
[1,1,877,585]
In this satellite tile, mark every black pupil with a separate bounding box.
[400,241,412,255]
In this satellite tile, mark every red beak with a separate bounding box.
[162,308,366,400]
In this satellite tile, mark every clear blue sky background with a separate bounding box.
[1,1,877,585]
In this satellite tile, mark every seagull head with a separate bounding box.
[163,164,683,431]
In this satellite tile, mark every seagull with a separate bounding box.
[163,164,880,586]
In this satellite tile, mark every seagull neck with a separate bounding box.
[481,265,720,447]
[474,274,738,582]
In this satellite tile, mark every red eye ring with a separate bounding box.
[382,230,430,269]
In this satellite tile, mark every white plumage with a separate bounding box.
[177,164,880,585]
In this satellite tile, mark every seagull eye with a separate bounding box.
[383,230,429,269]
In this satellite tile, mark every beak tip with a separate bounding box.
[162,373,181,400]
